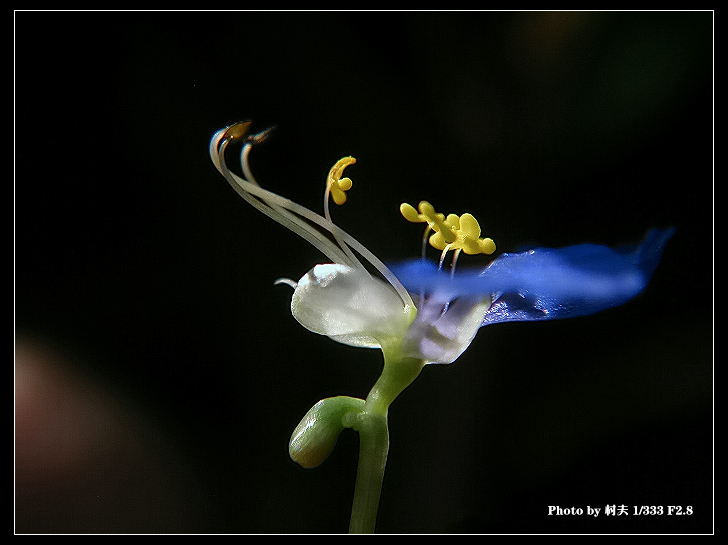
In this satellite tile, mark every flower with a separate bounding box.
[210,123,675,533]
[209,122,673,367]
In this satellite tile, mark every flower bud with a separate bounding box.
[289,396,365,468]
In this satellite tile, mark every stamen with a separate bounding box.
[222,120,252,142]
[401,199,496,269]
[455,214,496,256]
[325,157,356,209]
[209,124,416,313]
[240,127,275,186]
[438,247,449,271]
[419,226,431,259]
[211,125,351,265]
[322,157,363,272]
[450,248,462,277]
[400,201,457,247]
[428,213,461,252]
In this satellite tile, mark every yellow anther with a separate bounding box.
[401,200,497,259]
[399,201,457,244]
[428,213,461,250]
[327,157,356,206]
[399,202,424,223]
[447,213,497,256]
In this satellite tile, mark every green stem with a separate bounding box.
[365,356,426,416]
[348,411,389,534]
[348,354,425,533]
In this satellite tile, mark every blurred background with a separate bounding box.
[15,11,713,534]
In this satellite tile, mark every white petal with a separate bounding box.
[402,294,491,364]
[291,264,413,349]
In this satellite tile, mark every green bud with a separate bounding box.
[289,396,365,468]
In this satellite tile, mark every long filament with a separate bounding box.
[210,129,415,312]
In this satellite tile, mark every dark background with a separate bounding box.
[15,11,713,534]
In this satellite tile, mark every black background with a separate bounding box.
[15,11,713,534]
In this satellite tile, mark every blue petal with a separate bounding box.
[389,228,675,326]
